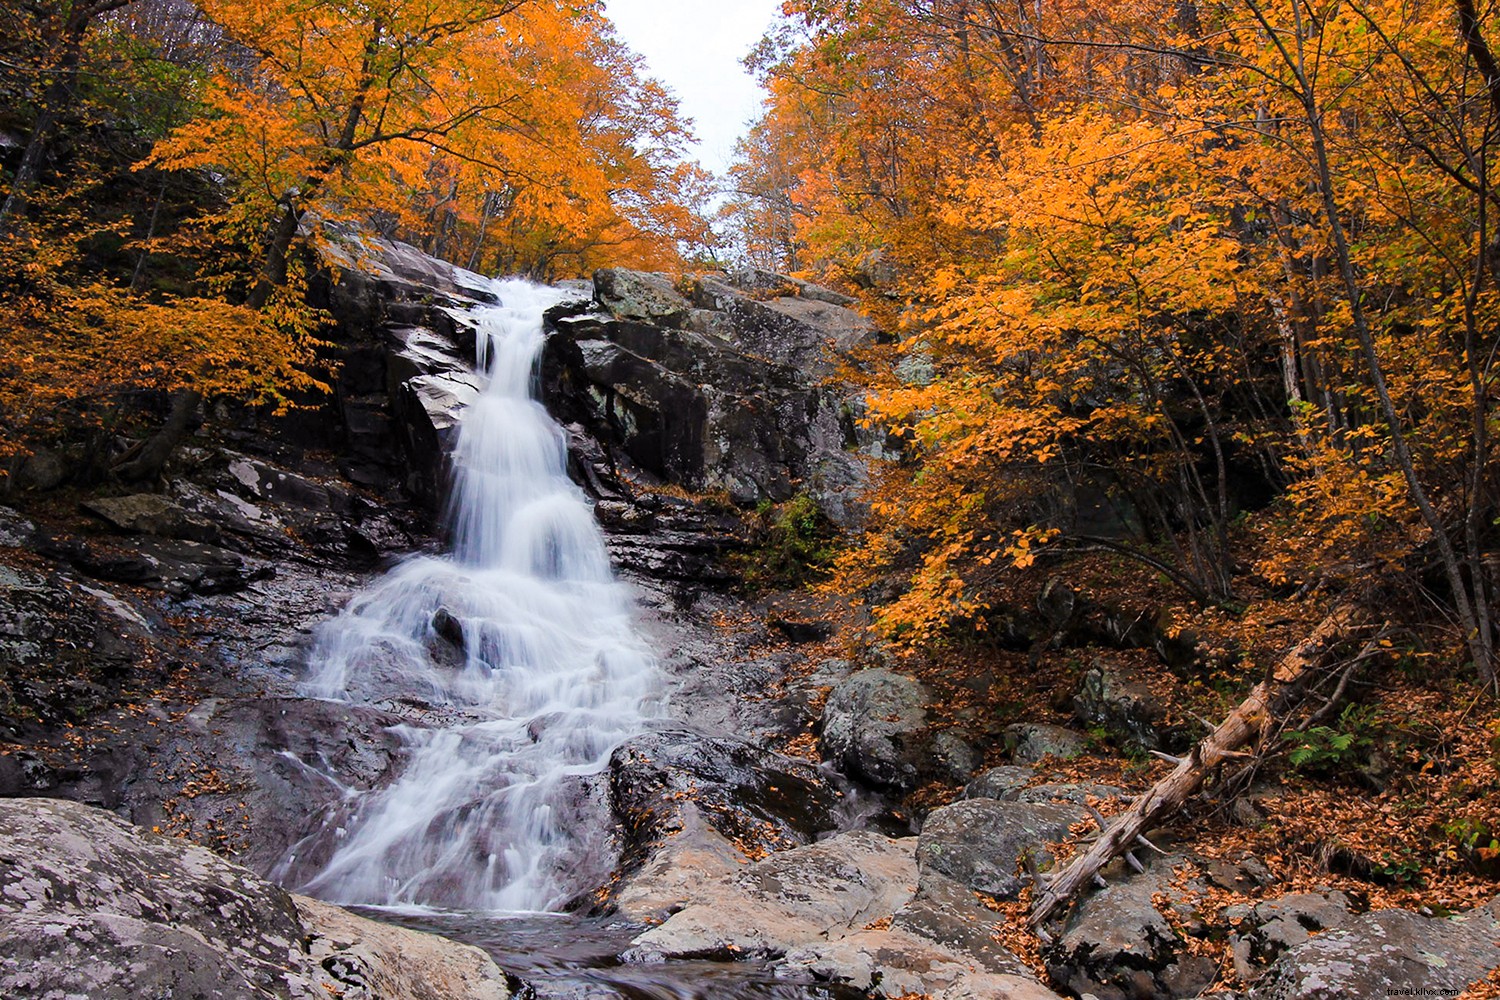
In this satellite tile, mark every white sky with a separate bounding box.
[603,0,785,176]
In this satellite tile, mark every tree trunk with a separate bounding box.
[1029,604,1361,929]
[114,388,202,484]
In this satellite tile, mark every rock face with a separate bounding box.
[0,797,517,1000]
[608,727,843,917]
[1249,899,1500,1000]
[541,267,878,526]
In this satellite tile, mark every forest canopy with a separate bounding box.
[724,0,1500,693]
[0,0,713,473]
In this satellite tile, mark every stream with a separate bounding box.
[279,280,852,994]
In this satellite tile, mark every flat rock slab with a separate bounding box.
[626,830,1062,1000]
[0,797,516,1000]
[1249,900,1500,1000]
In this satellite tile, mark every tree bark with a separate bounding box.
[114,387,203,484]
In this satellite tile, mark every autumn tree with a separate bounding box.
[738,0,1500,689]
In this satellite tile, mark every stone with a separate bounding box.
[626,831,918,962]
[83,493,221,543]
[609,727,841,908]
[594,268,693,327]
[820,667,933,792]
[1249,899,1500,1000]
[1045,858,1217,1000]
[1228,891,1352,980]
[917,797,1086,900]
[1015,782,1128,806]
[0,506,35,547]
[963,766,1035,801]
[1004,722,1090,764]
[1073,660,1170,751]
[0,797,517,1000]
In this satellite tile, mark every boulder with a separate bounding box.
[1045,857,1217,1000]
[962,765,1035,801]
[627,830,1062,1000]
[820,668,934,792]
[1004,722,1090,764]
[83,493,221,543]
[0,797,518,1000]
[1226,891,1352,980]
[917,797,1086,900]
[1015,782,1128,807]
[1073,660,1173,751]
[609,727,841,907]
[1249,899,1500,1000]
[626,831,919,962]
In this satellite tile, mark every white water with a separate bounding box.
[293,280,658,912]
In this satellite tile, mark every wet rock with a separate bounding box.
[820,668,933,792]
[917,797,1086,900]
[609,728,841,889]
[0,561,147,733]
[0,797,517,1000]
[83,492,221,543]
[627,831,917,962]
[1226,891,1352,980]
[771,617,834,643]
[1044,857,1217,1000]
[1004,722,1090,764]
[1248,899,1500,1000]
[1073,660,1171,751]
[77,536,272,595]
[431,607,466,651]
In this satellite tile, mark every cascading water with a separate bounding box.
[290,279,658,913]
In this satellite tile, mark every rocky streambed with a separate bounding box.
[3,237,1498,1000]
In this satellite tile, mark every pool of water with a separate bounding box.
[358,909,867,1000]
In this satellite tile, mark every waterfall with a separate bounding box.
[293,279,658,913]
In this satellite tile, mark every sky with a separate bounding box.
[603,0,786,177]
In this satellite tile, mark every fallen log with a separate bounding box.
[1028,603,1362,930]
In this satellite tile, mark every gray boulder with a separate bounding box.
[820,668,934,792]
[1005,722,1090,764]
[962,765,1035,801]
[1045,857,1217,1000]
[626,830,1062,1000]
[1250,899,1500,1000]
[1073,660,1175,751]
[1226,891,1352,980]
[0,797,517,999]
[917,797,1086,899]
